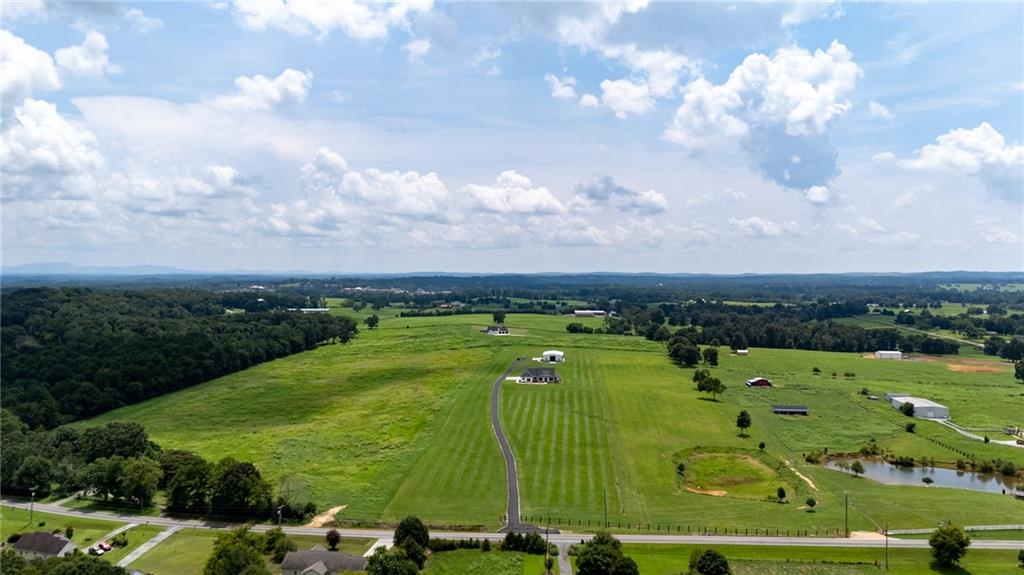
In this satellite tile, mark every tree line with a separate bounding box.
[1,287,359,428]
[1,412,307,521]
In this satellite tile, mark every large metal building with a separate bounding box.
[887,394,949,419]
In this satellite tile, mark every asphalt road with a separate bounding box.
[5,500,1023,550]
[490,358,522,530]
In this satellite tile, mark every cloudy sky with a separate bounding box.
[2,1,1022,273]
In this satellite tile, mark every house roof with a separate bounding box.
[487,325,507,330]
[522,367,557,378]
[542,350,564,355]
[888,396,947,409]
[13,532,74,555]
[281,550,367,573]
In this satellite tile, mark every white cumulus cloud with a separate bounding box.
[466,170,566,215]
[55,30,122,78]
[804,185,831,204]
[1,30,62,108]
[544,73,577,100]
[231,0,432,40]
[897,123,1023,201]
[569,175,667,214]
[125,8,165,33]
[207,68,313,111]
[402,38,431,62]
[868,100,893,119]
[731,216,799,238]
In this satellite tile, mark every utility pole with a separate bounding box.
[844,491,849,538]
[603,487,608,529]
[29,487,37,525]
[277,505,284,527]
[884,522,889,571]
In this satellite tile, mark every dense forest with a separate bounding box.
[1,288,358,428]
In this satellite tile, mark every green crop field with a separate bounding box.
[82,313,1024,532]
[620,543,1023,575]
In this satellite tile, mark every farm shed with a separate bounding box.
[746,377,773,387]
[772,405,808,416]
[542,350,565,363]
[13,532,77,560]
[281,550,367,575]
[735,349,749,356]
[875,350,903,360]
[887,395,949,419]
[485,325,509,335]
[573,310,607,317]
[520,367,561,384]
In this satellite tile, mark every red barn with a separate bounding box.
[746,377,773,387]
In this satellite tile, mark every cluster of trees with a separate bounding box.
[575,531,639,575]
[984,336,1024,361]
[686,548,732,575]
[1,287,359,427]
[2,413,294,520]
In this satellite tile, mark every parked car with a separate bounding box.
[89,547,104,556]
[99,542,113,551]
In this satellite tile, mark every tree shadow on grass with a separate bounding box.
[927,561,974,575]
[696,397,721,402]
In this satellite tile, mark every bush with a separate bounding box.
[1018,548,1024,568]
[905,422,916,433]
[676,462,686,476]
[394,516,429,549]
[812,367,821,374]
[1001,462,1017,477]
[325,529,341,551]
[859,387,869,395]
[263,527,286,553]
[65,526,74,539]
[984,435,990,444]
[398,538,426,569]
[688,548,731,575]
[805,498,817,511]
[776,487,786,501]
[111,533,129,547]
[272,537,297,563]
[929,524,970,567]
[758,442,765,450]
[900,402,915,417]
[7,534,21,544]
[481,538,491,552]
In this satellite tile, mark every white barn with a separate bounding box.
[875,350,903,360]
[542,350,565,363]
[573,310,607,317]
[887,394,949,419]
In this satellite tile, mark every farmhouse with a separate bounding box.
[772,405,809,416]
[12,532,77,559]
[485,325,510,336]
[735,349,749,356]
[573,310,607,317]
[281,550,367,575]
[875,350,903,360]
[520,367,561,384]
[746,377,773,387]
[886,394,949,419]
[542,350,565,363]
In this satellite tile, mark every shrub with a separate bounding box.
[481,538,491,552]
[688,548,731,575]
[899,402,915,417]
[850,460,865,477]
[111,533,128,547]
[394,516,429,549]
[844,372,856,378]
[859,387,869,395]
[676,462,686,476]
[7,534,21,544]
[806,498,816,510]
[1018,548,1024,568]
[929,524,970,567]
[984,435,990,444]
[398,538,426,569]
[65,526,74,539]
[905,422,916,433]
[812,367,821,374]
[1001,462,1017,477]
[325,529,341,551]
[263,527,285,553]
[272,537,297,563]
[776,487,786,501]
[922,477,934,486]
[758,442,765,450]
[956,459,967,470]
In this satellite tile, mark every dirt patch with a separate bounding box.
[947,363,1005,374]
[686,487,727,497]
[781,459,819,491]
[849,531,886,540]
[305,504,346,527]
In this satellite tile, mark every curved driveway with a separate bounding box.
[490,359,522,531]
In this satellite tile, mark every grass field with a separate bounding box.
[0,505,122,548]
[82,313,1024,532]
[98,524,164,564]
[126,528,218,574]
[621,543,1023,575]
[423,549,556,575]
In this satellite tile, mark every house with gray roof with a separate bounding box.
[520,366,560,384]
[12,532,77,559]
[281,550,367,575]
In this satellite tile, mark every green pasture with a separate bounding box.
[126,528,218,574]
[82,313,1023,531]
[0,505,122,548]
[98,524,164,564]
[621,543,1023,575]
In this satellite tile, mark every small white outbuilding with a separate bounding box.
[542,350,565,363]
[875,350,903,360]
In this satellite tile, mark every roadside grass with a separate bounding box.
[423,549,557,575]
[285,534,376,555]
[97,524,164,564]
[0,505,122,548]
[82,313,1023,531]
[126,528,217,574]
[621,543,1022,575]
[62,496,162,517]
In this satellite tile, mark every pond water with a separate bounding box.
[826,458,1021,496]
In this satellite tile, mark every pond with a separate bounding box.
[826,458,1021,496]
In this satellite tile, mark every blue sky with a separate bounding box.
[2,1,1021,273]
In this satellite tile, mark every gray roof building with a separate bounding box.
[281,550,367,575]
[12,532,77,559]
[520,366,560,383]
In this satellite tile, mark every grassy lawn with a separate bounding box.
[622,543,1023,575]
[81,313,1023,531]
[423,549,557,575]
[62,496,162,517]
[286,534,376,555]
[0,505,122,548]
[126,528,218,574]
[98,524,164,564]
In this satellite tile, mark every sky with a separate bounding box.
[1,1,1022,274]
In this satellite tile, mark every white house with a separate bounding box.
[735,349,749,356]
[485,325,510,336]
[542,350,565,363]
[573,310,607,317]
[886,394,949,419]
[875,350,903,360]
[12,532,77,560]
